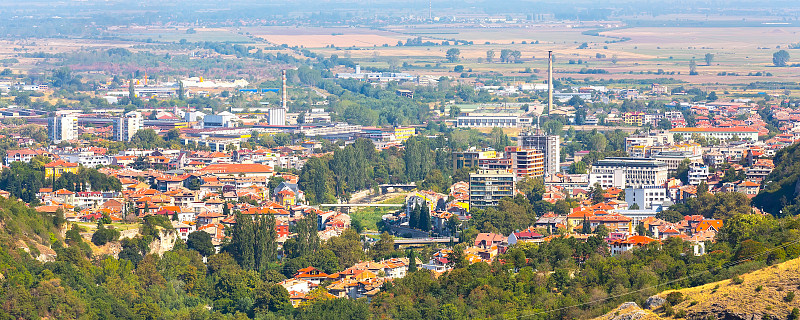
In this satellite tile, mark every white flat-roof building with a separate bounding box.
[670,127,758,141]
[590,158,668,189]
[625,186,668,210]
[457,114,533,128]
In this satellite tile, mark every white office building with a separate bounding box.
[267,108,287,126]
[625,186,669,210]
[518,132,560,177]
[589,158,668,189]
[204,111,239,128]
[114,111,143,142]
[184,111,206,123]
[670,127,759,141]
[48,115,78,143]
[457,114,533,128]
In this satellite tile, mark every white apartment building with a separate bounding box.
[688,163,709,185]
[56,151,113,168]
[48,115,78,143]
[589,158,668,189]
[114,111,143,142]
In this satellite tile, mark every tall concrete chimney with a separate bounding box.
[281,70,287,109]
[548,50,553,116]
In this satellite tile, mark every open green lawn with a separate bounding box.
[350,195,405,231]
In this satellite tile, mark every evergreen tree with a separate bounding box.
[295,213,320,257]
[178,80,185,100]
[230,212,256,270]
[254,214,278,271]
[408,205,419,229]
[581,216,591,234]
[128,77,136,99]
[407,250,417,272]
[419,202,431,232]
[222,202,230,216]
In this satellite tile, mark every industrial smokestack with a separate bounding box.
[547,50,553,117]
[281,70,287,109]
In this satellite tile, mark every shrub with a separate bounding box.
[92,225,120,246]
[666,292,684,306]
[785,291,795,302]
[731,275,744,284]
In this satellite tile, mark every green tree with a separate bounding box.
[774,50,790,67]
[372,232,395,260]
[689,58,698,75]
[704,53,714,66]
[187,231,215,257]
[590,182,605,204]
[446,48,461,63]
[486,50,495,63]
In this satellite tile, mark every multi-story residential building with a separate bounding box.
[114,111,143,142]
[393,127,415,142]
[505,146,545,179]
[625,186,669,210]
[4,149,55,166]
[56,151,113,168]
[670,127,759,141]
[452,148,498,170]
[623,112,646,126]
[589,158,668,189]
[518,132,560,177]
[688,163,709,185]
[48,115,78,143]
[469,169,515,211]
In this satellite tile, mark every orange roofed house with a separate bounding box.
[44,160,79,179]
[609,235,659,256]
[197,163,274,177]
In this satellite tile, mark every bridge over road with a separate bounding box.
[393,237,459,247]
[318,202,403,213]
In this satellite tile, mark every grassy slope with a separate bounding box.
[598,257,800,319]
[349,195,405,231]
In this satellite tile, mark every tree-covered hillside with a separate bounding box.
[753,142,800,216]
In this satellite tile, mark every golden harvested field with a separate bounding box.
[258,34,403,47]
[302,25,800,85]
[248,26,409,47]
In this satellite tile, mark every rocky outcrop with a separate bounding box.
[594,302,660,320]
[148,229,178,256]
[643,296,665,310]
